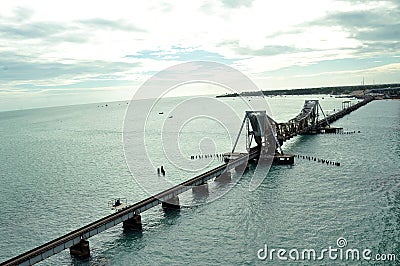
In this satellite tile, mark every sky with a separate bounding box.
[0,0,399,111]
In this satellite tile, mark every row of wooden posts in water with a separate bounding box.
[190,153,225,160]
[188,130,359,162]
[295,154,341,166]
[189,153,341,166]
[322,130,360,134]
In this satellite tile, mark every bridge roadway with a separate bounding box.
[1,150,259,266]
[317,96,373,127]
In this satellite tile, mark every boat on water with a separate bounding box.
[108,198,129,211]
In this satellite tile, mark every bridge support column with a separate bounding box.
[249,158,258,165]
[192,182,209,194]
[123,214,142,230]
[70,239,90,259]
[215,171,231,182]
[322,127,343,134]
[162,195,180,211]
[235,163,249,174]
[277,136,284,147]
[273,153,295,165]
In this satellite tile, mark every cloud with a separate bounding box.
[307,2,400,57]
[317,8,399,41]
[0,0,399,111]
[0,11,90,45]
[221,0,254,8]
[0,22,66,39]
[12,6,34,22]
[126,48,237,65]
[78,18,145,32]
[222,40,311,56]
[0,52,141,88]
[358,24,400,42]
[0,18,143,45]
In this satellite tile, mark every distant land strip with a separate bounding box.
[216,83,400,98]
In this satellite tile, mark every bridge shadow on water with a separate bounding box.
[161,208,181,224]
[191,188,209,203]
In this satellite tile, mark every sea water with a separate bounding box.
[0,95,398,265]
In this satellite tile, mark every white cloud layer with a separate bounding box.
[0,0,399,110]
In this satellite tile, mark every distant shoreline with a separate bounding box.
[216,83,400,99]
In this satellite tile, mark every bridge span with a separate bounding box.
[1,96,373,266]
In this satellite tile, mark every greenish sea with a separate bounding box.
[0,95,398,265]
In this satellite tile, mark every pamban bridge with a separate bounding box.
[1,96,374,266]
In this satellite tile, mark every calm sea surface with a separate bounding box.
[0,95,399,265]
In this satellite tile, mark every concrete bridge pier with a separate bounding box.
[162,195,180,211]
[249,157,258,165]
[273,153,295,165]
[192,182,209,194]
[215,171,231,182]
[123,214,143,230]
[235,163,249,174]
[277,136,284,146]
[70,239,90,259]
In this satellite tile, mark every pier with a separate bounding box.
[1,96,373,266]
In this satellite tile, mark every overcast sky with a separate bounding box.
[1,0,399,111]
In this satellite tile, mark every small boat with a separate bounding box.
[108,198,129,211]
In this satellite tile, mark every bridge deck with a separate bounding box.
[317,96,373,127]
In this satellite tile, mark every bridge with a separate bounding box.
[1,96,373,266]
[274,96,373,144]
